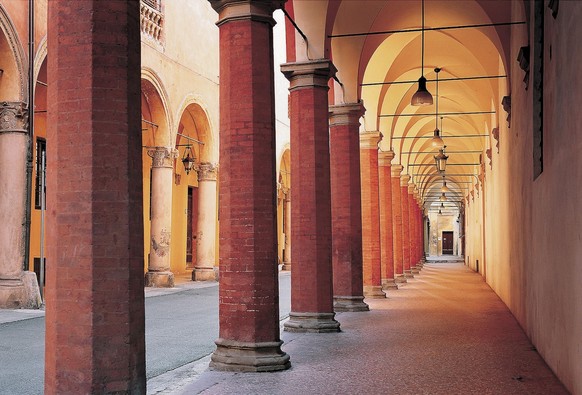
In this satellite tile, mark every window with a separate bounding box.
[34,138,46,209]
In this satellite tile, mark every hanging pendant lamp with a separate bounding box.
[438,209,442,215]
[439,192,447,202]
[434,146,449,172]
[411,0,433,106]
[431,68,445,148]
[441,176,451,193]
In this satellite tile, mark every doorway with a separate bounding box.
[187,187,198,267]
[442,231,454,255]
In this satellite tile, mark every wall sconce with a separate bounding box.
[181,146,196,175]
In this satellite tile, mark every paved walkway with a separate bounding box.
[179,261,568,395]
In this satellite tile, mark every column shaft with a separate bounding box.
[401,175,412,278]
[282,59,340,332]
[146,147,176,287]
[409,189,419,274]
[193,163,217,281]
[282,193,291,270]
[0,102,41,308]
[379,151,397,290]
[360,132,385,299]
[391,165,406,283]
[209,0,290,372]
[45,1,145,393]
[329,103,368,312]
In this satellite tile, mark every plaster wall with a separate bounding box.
[468,2,582,392]
[427,212,458,256]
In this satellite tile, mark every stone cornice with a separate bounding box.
[281,59,336,92]
[209,0,285,27]
[359,131,382,149]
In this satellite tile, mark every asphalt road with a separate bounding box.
[0,272,291,395]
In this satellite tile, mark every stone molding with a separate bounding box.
[328,102,365,127]
[378,150,395,166]
[408,182,416,193]
[284,312,341,333]
[400,174,411,186]
[0,102,28,134]
[359,131,382,149]
[281,59,336,92]
[391,164,403,177]
[0,7,27,101]
[197,162,218,181]
[211,338,290,372]
[209,0,285,27]
[147,147,177,168]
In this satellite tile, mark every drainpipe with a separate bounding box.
[23,0,35,272]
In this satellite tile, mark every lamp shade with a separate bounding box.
[434,148,449,172]
[431,128,445,149]
[441,180,451,193]
[411,76,433,106]
[439,192,447,202]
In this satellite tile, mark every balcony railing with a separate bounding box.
[141,0,163,43]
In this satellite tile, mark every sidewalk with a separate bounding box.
[176,262,567,395]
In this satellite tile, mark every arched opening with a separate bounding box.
[173,102,216,278]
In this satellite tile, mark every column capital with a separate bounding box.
[0,101,28,134]
[400,174,410,186]
[281,59,336,92]
[378,150,395,166]
[198,162,218,181]
[391,164,403,177]
[359,131,382,149]
[408,182,416,193]
[147,147,178,168]
[209,0,285,27]
[328,102,365,127]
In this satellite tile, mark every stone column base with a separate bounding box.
[192,267,216,281]
[411,266,420,274]
[333,296,369,312]
[381,278,399,290]
[395,275,408,284]
[363,285,386,299]
[210,338,291,372]
[145,271,174,288]
[281,262,291,271]
[0,272,42,309]
[284,312,341,333]
[404,269,415,279]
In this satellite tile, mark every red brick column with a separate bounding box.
[400,174,413,278]
[391,165,406,283]
[45,1,145,393]
[360,132,386,298]
[409,185,420,274]
[329,103,369,312]
[378,151,398,290]
[281,60,340,332]
[209,0,290,371]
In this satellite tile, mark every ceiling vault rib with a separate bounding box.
[361,75,507,87]
[328,21,525,39]
[392,134,489,139]
[380,111,495,117]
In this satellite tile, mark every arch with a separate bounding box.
[141,67,173,144]
[0,4,27,101]
[33,35,47,92]
[175,96,216,164]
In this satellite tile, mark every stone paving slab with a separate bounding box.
[178,263,568,395]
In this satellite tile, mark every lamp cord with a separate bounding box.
[421,0,425,76]
[435,69,439,129]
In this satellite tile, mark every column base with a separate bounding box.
[210,338,291,372]
[381,278,399,290]
[411,266,420,274]
[333,296,369,312]
[0,272,42,309]
[395,274,407,284]
[404,269,415,279]
[281,262,291,271]
[363,285,386,299]
[192,267,216,281]
[284,312,341,333]
[145,271,174,288]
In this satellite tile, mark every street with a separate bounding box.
[0,272,291,394]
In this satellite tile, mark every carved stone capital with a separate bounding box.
[359,131,382,149]
[328,102,365,127]
[391,164,403,177]
[378,150,395,167]
[147,147,178,168]
[0,102,28,134]
[209,0,285,27]
[501,96,511,128]
[198,162,218,181]
[492,127,500,152]
[400,174,410,186]
[281,59,336,92]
